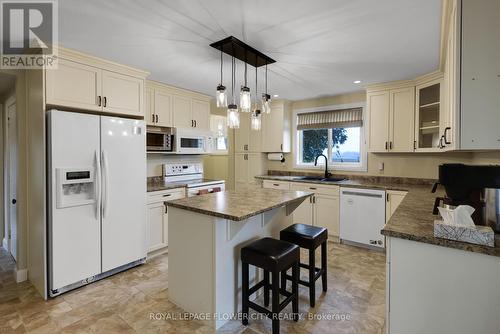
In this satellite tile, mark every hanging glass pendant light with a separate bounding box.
[251,65,261,130]
[216,49,227,108]
[227,55,240,129]
[240,61,251,112]
[261,63,271,114]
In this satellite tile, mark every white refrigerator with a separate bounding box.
[48,110,146,296]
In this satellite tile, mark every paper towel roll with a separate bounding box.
[267,153,284,161]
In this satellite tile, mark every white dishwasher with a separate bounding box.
[340,187,386,248]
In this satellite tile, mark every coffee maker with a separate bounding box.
[432,164,500,231]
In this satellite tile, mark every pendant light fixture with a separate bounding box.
[227,55,240,129]
[240,57,251,112]
[251,65,261,131]
[216,49,227,108]
[261,63,271,114]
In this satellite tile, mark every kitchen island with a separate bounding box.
[166,188,313,330]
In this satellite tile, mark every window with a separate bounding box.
[295,105,366,171]
[210,115,228,154]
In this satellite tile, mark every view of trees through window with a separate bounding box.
[301,127,361,164]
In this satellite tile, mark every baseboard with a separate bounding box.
[14,267,28,283]
[2,238,7,251]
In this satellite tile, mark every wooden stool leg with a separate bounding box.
[272,271,280,334]
[292,262,299,322]
[309,248,316,307]
[321,241,328,292]
[280,269,287,292]
[242,262,249,326]
[264,270,270,307]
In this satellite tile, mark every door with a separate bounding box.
[314,194,340,237]
[390,87,415,152]
[7,101,17,260]
[191,100,210,130]
[48,111,101,290]
[154,90,173,127]
[367,91,390,152]
[46,58,102,111]
[147,202,167,252]
[100,116,146,272]
[102,70,144,117]
[172,95,192,128]
[145,87,154,125]
[234,112,250,152]
[234,153,249,191]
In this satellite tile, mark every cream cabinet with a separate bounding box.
[414,78,444,152]
[386,190,407,223]
[46,51,147,117]
[146,81,211,131]
[234,112,262,153]
[264,181,340,238]
[235,153,266,190]
[145,87,154,125]
[261,100,291,153]
[154,90,174,127]
[367,87,414,152]
[46,58,102,112]
[147,188,185,254]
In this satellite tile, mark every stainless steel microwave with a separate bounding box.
[146,127,173,152]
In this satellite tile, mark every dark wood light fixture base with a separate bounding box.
[210,36,276,67]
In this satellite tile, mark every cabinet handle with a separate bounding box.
[244,144,248,151]
[273,183,279,186]
[98,96,102,107]
[194,120,197,127]
[389,141,393,150]
[313,196,316,204]
[385,141,388,150]
[162,194,171,197]
[244,154,248,160]
[386,193,390,202]
[164,203,168,214]
[413,141,417,150]
[280,144,283,151]
[443,127,451,145]
[103,96,107,107]
[156,114,159,123]
[152,114,155,123]
[309,187,317,190]
[191,120,194,127]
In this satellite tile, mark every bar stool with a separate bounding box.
[280,224,328,307]
[241,237,300,334]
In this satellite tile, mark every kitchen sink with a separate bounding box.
[294,176,347,183]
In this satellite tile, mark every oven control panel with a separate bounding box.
[163,163,203,177]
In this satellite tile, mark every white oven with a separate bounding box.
[175,128,213,154]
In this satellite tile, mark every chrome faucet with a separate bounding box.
[314,154,331,179]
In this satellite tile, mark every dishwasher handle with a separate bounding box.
[342,190,384,198]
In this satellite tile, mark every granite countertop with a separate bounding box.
[147,181,187,192]
[166,188,313,221]
[256,173,500,257]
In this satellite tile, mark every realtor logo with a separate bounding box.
[1,0,58,68]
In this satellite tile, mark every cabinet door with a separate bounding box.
[292,195,314,225]
[102,70,144,116]
[415,80,442,151]
[247,154,265,186]
[172,95,192,128]
[390,87,415,152]
[262,105,284,152]
[147,202,167,252]
[235,112,250,152]
[314,195,340,237]
[191,100,210,131]
[386,191,407,223]
[145,87,155,125]
[154,90,173,127]
[367,91,390,152]
[234,154,249,190]
[46,58,102,111]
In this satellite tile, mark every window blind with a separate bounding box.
[297,107,363,130]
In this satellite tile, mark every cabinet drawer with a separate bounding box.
[148,188,185,204]
[290,182,339,196]
[263,180,290,190]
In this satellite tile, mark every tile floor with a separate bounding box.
[0,242,386,334]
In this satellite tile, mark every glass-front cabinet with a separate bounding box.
[415,79,443,151]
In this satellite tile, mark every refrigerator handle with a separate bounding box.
[95,150,102,220]
[101,150,110,219]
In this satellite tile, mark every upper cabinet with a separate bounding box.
[459,0,500,150]
[146,80,211,131]
[234,112,262,153]
[414,78,443,151]
[261,100,291,153]
[367,85,414,152]
[46,48,148,117]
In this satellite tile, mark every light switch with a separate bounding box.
[378,162,384,171]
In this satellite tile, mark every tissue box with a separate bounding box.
[434,220,495,247]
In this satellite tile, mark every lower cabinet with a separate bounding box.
[235,153,267,191]
[146,188,185,253]
[262,181,340,238]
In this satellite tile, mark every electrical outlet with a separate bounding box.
[378,162,384,171]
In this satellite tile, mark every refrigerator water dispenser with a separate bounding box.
[56,168,95,208]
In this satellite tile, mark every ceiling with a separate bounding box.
[59,0,442,101]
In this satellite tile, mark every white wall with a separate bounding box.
[147,154,204,177]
